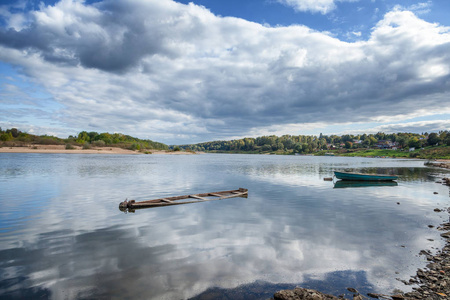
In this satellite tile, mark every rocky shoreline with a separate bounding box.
[425,161,450,171]
[273,213,450,300]
[273,176,450,300]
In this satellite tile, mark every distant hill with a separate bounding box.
[0,128,168,151]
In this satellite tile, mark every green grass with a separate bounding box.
[320,146,450,160]
[195,146,450,159]
[339,149,409,158]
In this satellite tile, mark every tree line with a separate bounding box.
[2,127,449,154]
[175,131,450,154]
[0,128,168,151]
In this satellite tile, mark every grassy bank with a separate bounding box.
[315,145,450,160]
[203,146,450,159]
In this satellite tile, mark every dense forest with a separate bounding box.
[0,128,168,151]
[175,131,450,154]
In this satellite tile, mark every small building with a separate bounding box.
[376,140,396,149]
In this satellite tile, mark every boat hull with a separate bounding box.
[334,171,398,181]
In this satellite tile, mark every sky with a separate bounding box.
[0,0,449,145]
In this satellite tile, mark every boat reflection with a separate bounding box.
[334,180,398,189]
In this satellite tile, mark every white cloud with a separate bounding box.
[0,0,449,144]
[277,0,358,14]
[0,0,30,30]
[347,119,450,136]
[395,1,432,15]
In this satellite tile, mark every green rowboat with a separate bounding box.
[334,171,398,181]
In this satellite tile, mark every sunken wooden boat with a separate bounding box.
[119,188,248,210]
[334,171,398,181]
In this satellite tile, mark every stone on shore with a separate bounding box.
[273,288,341,300]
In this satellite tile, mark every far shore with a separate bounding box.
[0,144,197,155]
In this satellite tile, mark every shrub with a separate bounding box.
[65,144,75,150]
[82,142,91,149]
[409,152,419,158]
[35,136,64,145]
[92,140,106,147]
[0,132,13,141]
[129,143,141,151]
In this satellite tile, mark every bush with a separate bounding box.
[82,142,91,149]
[65,144,75,150]
[129,143,141,151]
[92,140,106,147]
[0,132,13,141]
[409,152,419,158]
[35,136,64,145]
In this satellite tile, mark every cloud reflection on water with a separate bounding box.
[0,155,448,299]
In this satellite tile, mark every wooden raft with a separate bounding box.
[119,188,248,210]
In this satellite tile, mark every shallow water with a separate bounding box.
[0,153,449,299]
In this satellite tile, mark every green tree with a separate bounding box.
[444,134,450,146]
[0,132,13,141]
[9,128,20,138]
[282,138,294,150]
[368,136,377,146]
[261,144,272,152]
[397,136,408,148]
[408,137,421,148]
[276,142,284,151]
[427,133,440,146]
[88,131,99,141]
[294,143,303,153]
[76,131,90,144]
[98,133,113,145]
[375,132,385,141]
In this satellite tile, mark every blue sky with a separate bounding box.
[0,0,449,144]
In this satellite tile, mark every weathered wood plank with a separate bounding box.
[189,195,207,200]
[209,193,224,197]
[119,188,248,210]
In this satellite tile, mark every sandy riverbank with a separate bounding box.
[0,144,196,155]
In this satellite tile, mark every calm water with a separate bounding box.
[1,153,450,299]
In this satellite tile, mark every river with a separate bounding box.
[1,153,449,299]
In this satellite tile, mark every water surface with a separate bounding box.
[1,154,449,299]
